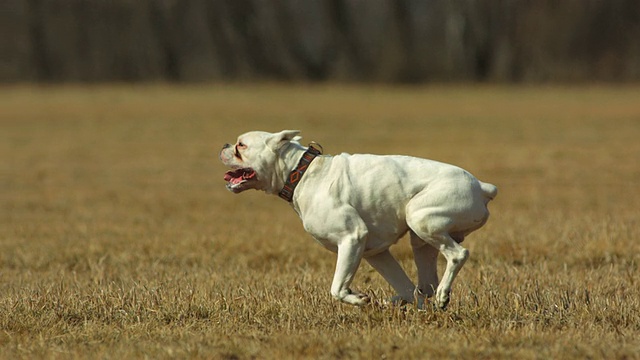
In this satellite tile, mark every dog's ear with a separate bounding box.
[266,130,301,150]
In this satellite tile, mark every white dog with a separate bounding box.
[220,130,497,309]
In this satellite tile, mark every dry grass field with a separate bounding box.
[1,84,639,359]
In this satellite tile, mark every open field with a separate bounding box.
[1,84,639,359]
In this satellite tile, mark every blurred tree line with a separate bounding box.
[1,0,639,83]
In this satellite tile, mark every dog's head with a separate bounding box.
[220,130,303,194]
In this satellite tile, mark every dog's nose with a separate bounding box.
[219,144,231,160]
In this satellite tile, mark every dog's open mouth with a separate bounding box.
[224,168,257,192]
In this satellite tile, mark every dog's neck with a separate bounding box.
[268,142,309,195]
[278,145,322,202]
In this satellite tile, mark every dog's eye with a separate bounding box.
[234,143,244,160]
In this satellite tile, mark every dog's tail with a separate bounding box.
[480,182,498,201]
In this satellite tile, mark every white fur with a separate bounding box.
[220,130,497,309]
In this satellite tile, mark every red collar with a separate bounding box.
[278,143,322,202]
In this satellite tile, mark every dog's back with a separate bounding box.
[303,153,495,241]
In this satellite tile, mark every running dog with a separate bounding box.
[220,130,497,309]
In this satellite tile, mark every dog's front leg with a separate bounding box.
[330,240,369,306]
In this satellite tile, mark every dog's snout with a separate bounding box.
[222,143,231,150]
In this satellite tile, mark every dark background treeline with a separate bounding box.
[2,0,639,83]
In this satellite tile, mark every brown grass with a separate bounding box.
[1,84,639,359]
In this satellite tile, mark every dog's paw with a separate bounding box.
[414,288,429,310]
[435,289,450,310]
[342,292,371,306]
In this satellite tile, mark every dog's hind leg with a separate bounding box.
[406,206,470,309]
[431,233,468,309]
[365,249,415,305]
[410,231,439,304]
[411,230,468,310]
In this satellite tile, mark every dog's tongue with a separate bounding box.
[224,168,255,184]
